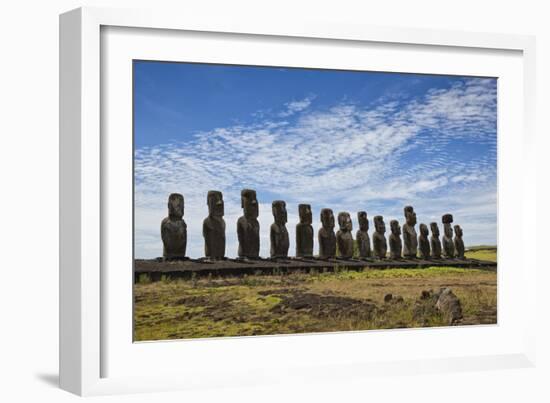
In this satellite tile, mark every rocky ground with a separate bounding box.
[134,249,496,341]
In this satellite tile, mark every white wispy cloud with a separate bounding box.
[134,78,497,258]
[278,95,316,117]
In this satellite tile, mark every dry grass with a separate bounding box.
[134,249,497,341]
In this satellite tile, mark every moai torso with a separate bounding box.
[442,214,455,258]
[372,216,387,259]
[356,211,371,258]
[389,220,402,259]
[161,193,187,259]
[296,204,314,257]
[204,217,225,259]
[203,191,226,259]
[237,216,260,258]
[356,230,371,258]
[454,225,465,259]
[418,223,431,259]
[336,212,354,259]
[430,222,442,259]
[442,226,455,258]
[270,200,289,258]
[402,206,418,258]
[237,189,260,258]
[318,208,336,259]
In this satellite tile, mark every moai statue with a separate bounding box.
[202,190,225,260]
[389,219,402,260]
[336,212,354,259]
[161,193,187,260]
[356,211,371,258]
[402,206,418,258]
[454,225,465,259]
[442,214,455,258]
[372,215,387,259]
[237,189,260,258]
[430,222,442,259]
[270,200,289,258]
[318,208,336,259]
[296,204,314,258]
[418,223,431,259]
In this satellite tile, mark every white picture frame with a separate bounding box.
[59,6,537,396]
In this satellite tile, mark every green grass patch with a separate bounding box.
[310,266,491,281]
[465,248,497,262]
[134,252,497,341]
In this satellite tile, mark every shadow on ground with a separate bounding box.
[35,373,59,388]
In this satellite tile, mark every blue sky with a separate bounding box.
[134,61,497,258]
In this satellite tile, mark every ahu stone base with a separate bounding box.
[134,257,496,283]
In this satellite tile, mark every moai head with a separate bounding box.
[390,219,401,236]
[207,190,224,217]
[404,206,417,226]
[419,223,429,237]
[272,200,287,225]
[167,193,184,219]
[357,211,369,231]
[338,212,353,232]
[320,208,335,230]
[241,189,259,219]
[454,225,463,238]
[442,214,454,237]
[430,222,440,237]
[374,215,386,234]
[298,204,312,225]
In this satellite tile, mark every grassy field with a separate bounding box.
[134,248,497,341]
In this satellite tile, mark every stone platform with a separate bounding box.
[134,256,496,282]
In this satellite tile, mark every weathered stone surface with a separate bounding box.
[454,225,465,259]
[418,223,431,259]
[135,258,497,283]
[435,287,463,324]
[389,219,402,259]
[270,291,376,320]
[442,214,453,224]
[161,193,187,260]
[412,289,440,325]
[202,190,226,259]
[336,212,354,259]
[373,215,388,259]
[356,211,371,258]
[160,190,468,265]
[296,204,314,257]
[237,189,260,258]
[442,214,455,258]
[384,293,403,303]
[414,288,463,325]
[403,206,418,258]
[318,208,336,259]
[270,200,289,258]
[430,222,442,259]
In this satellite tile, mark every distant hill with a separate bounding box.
[465,245,497,251]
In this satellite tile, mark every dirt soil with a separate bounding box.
[133,249,497,341]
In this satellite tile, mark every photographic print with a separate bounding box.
[133,61,497,341]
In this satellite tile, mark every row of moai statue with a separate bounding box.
[160,190,465,261]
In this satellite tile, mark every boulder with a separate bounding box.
[435,288,463,324]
